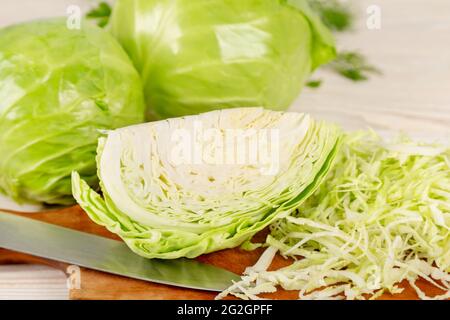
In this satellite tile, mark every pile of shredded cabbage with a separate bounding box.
[218,131,450,300]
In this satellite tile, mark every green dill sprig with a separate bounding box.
[308,0,353,32]
[306,79,323,88]
[328,51,381,81]
[86,2,112,28]
[307,1,381,84]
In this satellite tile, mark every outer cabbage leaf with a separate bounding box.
[72,108,340,259]
[0,19,145,206]
[109,0,336,119]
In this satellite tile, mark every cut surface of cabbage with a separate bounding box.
[72,108,340,259]
[218,132,450,300]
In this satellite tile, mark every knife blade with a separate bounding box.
[0,211,240,292]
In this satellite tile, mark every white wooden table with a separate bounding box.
[0,0,449,299]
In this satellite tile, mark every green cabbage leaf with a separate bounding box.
[0,19,145,206]
[109,0,336,119]
[72,108,340,259]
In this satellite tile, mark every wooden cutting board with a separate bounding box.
[0,206,446,300]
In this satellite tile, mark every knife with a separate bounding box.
[0,211,240,292]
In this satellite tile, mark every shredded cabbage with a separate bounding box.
[218,131,450,300]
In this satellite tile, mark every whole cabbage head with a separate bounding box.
[110,0,336,119]
[0,19,145,206]
[72,108,340,259]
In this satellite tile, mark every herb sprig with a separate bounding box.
[86,2,112,28]
[329,51,381,81]
[307,0,381,86]
[308,0,354,32]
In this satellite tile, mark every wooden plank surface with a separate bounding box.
[0,0,449,300]
[0,209,446,300]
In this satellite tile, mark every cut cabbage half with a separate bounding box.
[72,108,340,259]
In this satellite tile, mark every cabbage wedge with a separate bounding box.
[72,108,340,259]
